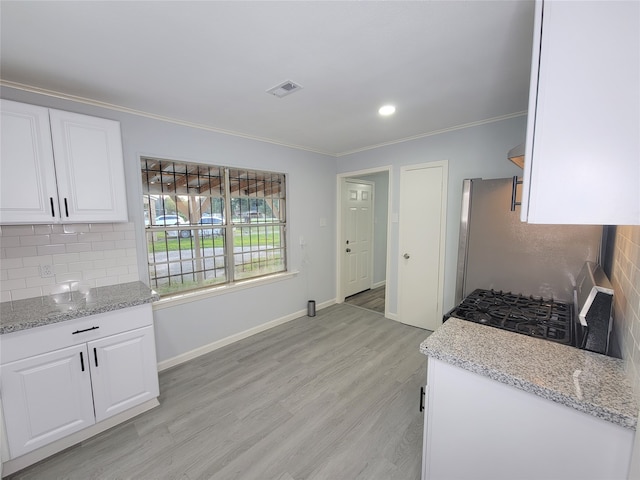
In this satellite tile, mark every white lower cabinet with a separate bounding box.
[422,358,634,480]
[0,305,159,462]
[90,327,158,422]
[1,344,96,457]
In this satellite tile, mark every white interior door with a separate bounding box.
[398,162,447,330]
[342,180,373,298]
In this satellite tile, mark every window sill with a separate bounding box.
[151,271,299,311]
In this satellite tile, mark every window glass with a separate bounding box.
[141,157,286,296]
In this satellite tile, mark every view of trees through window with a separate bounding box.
[141,157,287,295]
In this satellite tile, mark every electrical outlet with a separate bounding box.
[40,264,54,278]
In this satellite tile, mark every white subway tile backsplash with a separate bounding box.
[52,252,81,264]
[0,236,21,248]
[1,258,24,269]
[106,265,129,277]
[115,239,136,249]
[25,276,56,288]
[8,266,39,279]
[37,244,66,255]
[612,225,640,397]
[65,242,93,253]
[77,232,105,242]
[50,233,79,244]
[79,250,104,262]
[12,287,43,301]
[1,225,34,236]
[95,276,119,287]
[5,246,38,258]
[22,255,53,267]
[100,231,126,242]
[68,261,95,272]
[33,225,53,235]
[92,241,116,251]
[54,273,85,284]
[0,222,141,301]
[89,223,115,232]
[19,235,51,246]
[113,223,135,232]
[83,269,107,280]
[117,273,139,283]
[93,258,117,269]
[62,224,90,234]
[2,278,27,290]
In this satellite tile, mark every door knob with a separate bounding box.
[403,253,410,259]
[346,248,351,253]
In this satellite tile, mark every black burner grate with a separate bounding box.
[444,289,574,345]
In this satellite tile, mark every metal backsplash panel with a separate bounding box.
[457,178,602,303]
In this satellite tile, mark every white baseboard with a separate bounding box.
[157,299,336,371]
[372,280,386,289]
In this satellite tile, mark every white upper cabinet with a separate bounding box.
[0,99,128,224]
[520,1,640,225]
[0,101,59,224]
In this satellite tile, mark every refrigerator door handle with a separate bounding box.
[511,176,523,212]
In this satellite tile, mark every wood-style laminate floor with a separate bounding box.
[7,303,429,480]
[344,286,385,314]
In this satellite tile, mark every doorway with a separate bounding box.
[337,167,390,316]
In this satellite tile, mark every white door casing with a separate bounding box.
[341,180,374,298]
[398,161,447,330]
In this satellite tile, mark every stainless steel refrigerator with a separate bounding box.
[454,178,603,304]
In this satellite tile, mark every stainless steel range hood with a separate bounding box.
[508,143,525,168]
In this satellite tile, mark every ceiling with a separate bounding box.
[0,1,535,157]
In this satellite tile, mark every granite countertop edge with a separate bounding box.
[420,318,638,430]
[0,281,160,335]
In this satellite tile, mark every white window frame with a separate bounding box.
[141,157,287,297]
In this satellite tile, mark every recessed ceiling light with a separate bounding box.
[378,105,396,116]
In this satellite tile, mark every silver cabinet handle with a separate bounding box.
[403,253,410,259]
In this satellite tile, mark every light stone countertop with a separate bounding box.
[0,281,159,335]
[420,317,638,430]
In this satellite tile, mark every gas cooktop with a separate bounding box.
[444,289,574,346]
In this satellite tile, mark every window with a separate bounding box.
[141,157,286,296]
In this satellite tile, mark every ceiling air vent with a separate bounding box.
[266,80,303,98]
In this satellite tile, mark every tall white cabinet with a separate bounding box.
[520,0,640,225]
[0,99,128,224]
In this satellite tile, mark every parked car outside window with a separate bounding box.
[154,214,191,238]
[199,214,224,236]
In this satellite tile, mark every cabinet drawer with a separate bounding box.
[1,304,153,364]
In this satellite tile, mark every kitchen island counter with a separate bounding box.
[0,281,159,334]
[420,317,638,430]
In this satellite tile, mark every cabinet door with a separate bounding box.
[521,1,640,225]
[0,100,60,224]
[49,109,128,223]
[89,326,159,423]
[0,344,95,458]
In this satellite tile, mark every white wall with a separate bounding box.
[337,117,526,315]
[1,87,337,364]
